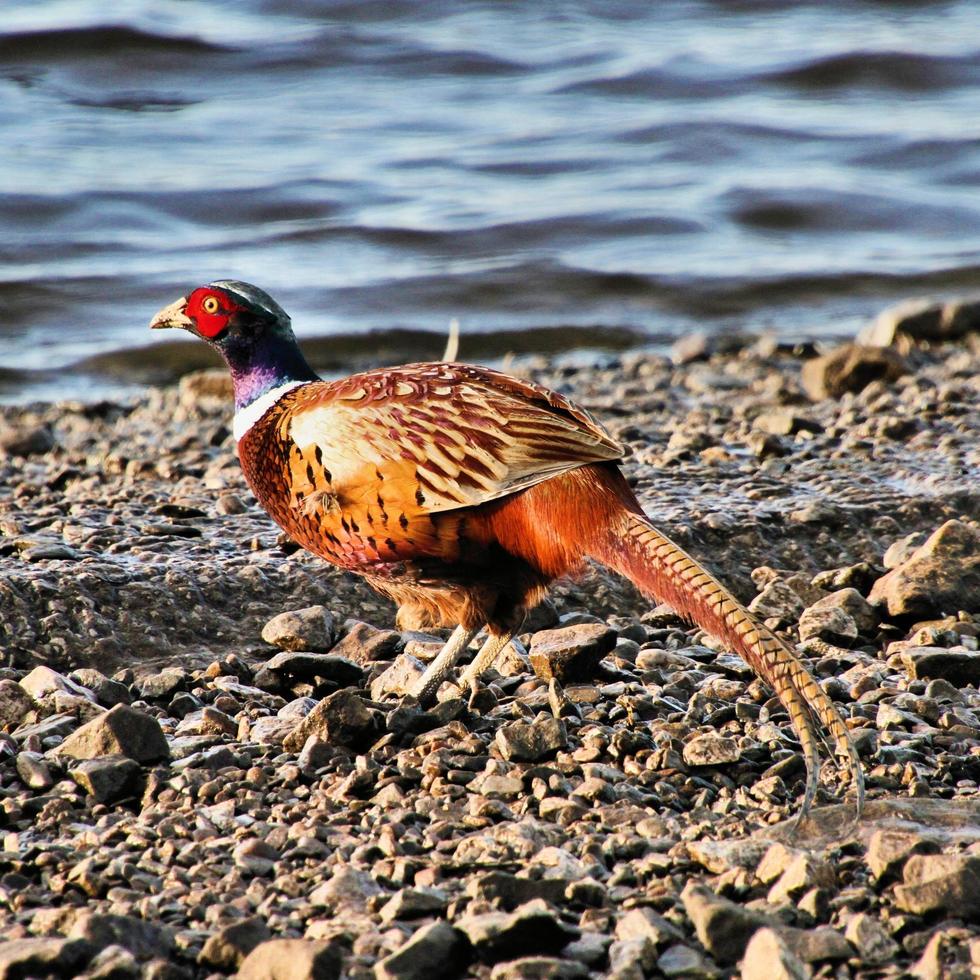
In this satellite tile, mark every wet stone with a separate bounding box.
[528,624,617,682]
[54,704,169,764]
[496,717,567,762]
[801,343,907,400]
[261,606,337,653]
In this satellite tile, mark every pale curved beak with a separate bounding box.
[149,297,194,331]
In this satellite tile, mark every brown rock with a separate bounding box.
[238,939,342,980]
[860,296,980,346]
[866,830,939,883]
[54,704,169,763]
[261,606,336,653]
[0,937,93,978]
[681,882,771,964]
[900,647,980,687]
[740,928,809,980]
[496,717,567,762]
[282,689,381,752]
[893,853,980,920]
[528,624,616,682]
[801,343,907,400]
[374,920,469,980]
[869,520,980,618]
[199,917,271,971]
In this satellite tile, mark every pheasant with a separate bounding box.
[151,280,864,819]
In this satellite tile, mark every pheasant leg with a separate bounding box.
[409,624,479,704]
[459,632,520,692]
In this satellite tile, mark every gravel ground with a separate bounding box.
[0,307,978,979]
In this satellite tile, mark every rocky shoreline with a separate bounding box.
[0,302,978,978]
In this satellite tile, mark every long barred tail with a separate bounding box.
[588,511,864,820]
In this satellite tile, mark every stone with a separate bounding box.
[467,873,567,909]
[0,680,36,727]
[373,921,469,980]
[681,882,771,964]
[778,927,851,963]
[234,839,280,876]
[329,622,403,664]
[797,605,858,645]
[657,944,720,979]
[370,654,426,700]
[859,296,980,346]
[21,666,95,702]
[490,958,587,980]
[69,756,141,803]
[238,939,342,980]
[801,343,907,400]
[68,912,173,960]
[869,520,980,618]
[682,733,741,767]
[752,412,822,436]
[309,867,382,911]
[615,908,682,946]
[495,718,567,762]
[0,424,55,456]
[15,751,53,790]
[282,689,381,752]
[607,936,658,978]
[900,647,980,687]
[261,606,336,653]
[0,937,93,977]
[69,670,132,708]
[254,652,363,690]
[844,913,899,965]
[138,668,187,700]
[54,704,169,763]
[686,840,771,875]
[379,888,447,924]
[884,533,926,570]
[740,928,809,980]
[83,944,140,978]
[748,581,806,623]
[766,855,835,905]
[199,917,271,971]
[893,853,980,920]
[528,624,617,682]
[456,900,571,964]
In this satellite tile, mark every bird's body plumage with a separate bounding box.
[151,280,865,820]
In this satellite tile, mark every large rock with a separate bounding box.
[680,882,771,964]
[859,296,980,346]
[69,756,141,803]
[869,521,980,618]
[261,607,336,653]
[0,937,92,977]
[528,624,616,682]
[0,424,55,457]
[238,938,342,980]
[899,647,980,687]
[0,680,37,727]
[199,917,271,971]
[68,912,173,960]
[53,704,169,763]
[496,718,567,762]
[20,666,96,702]
[329,622,403,665]
[282,689,381,752]
[893,853,980,920]
[683,734,741,768]
[801,343,907,400]
[374,921,470,980]
[456,900,572,963]
[740,928,808,980]
[254,652,363,691]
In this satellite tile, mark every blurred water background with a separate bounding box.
[2,0,980,402]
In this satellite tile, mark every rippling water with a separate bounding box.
[3,0,980,402]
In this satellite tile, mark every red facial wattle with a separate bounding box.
[185,287,242,339]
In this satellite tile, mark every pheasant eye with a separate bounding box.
[202,296,220,315]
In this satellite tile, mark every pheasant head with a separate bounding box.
[150,280,318,409]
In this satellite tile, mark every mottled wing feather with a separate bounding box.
[283,362,624,516]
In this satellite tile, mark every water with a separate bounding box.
[3,0,980,402]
